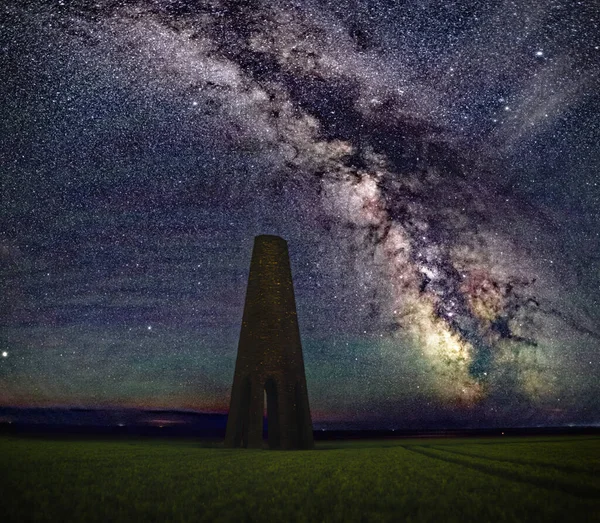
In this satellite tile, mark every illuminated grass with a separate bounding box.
[1,435,598,522]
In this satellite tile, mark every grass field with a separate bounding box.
[1,435,598,522]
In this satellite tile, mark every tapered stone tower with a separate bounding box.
[225,235,314,449]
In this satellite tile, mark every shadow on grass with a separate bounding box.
[405,446,600,500]
[429,445,597,477]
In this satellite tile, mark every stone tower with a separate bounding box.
[225,235,314,449]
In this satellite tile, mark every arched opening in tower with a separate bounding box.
[264,377,280,449]
[234,376,251,448]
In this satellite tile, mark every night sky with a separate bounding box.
[1,0,599,429]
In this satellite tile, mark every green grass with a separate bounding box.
[1,435,598,522]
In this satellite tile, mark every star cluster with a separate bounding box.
[1,0,599,428]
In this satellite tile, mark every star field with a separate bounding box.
[1,0,599,428]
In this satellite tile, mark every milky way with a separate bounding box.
[1,0,599,428]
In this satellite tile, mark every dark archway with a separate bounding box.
[264,377,280,449]
[233,376,251,448]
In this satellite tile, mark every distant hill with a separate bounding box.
[0,406,597,440]
[0,406,228,438]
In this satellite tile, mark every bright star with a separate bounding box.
[1,351,7,358]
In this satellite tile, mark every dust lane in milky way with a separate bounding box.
[1,0,599,428]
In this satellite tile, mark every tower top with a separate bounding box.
[255,234,287,245]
